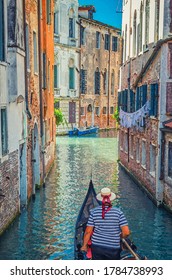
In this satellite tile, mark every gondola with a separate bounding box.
[74,180,146,260]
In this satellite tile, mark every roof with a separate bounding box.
[79,5,96,12]
[79,16,121,32]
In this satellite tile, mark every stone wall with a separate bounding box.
[0,151,19,235]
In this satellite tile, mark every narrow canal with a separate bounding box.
[0,131,172,260]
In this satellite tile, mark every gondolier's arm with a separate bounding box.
[81,226,94,252]
[120,225,130,238]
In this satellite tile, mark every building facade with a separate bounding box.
[119,0,172,212]
[54,0,80,133]
[41,0,56,177]
[79,6,122,129]
[0,1,27,234]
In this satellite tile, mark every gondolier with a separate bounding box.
[81,187,130,260]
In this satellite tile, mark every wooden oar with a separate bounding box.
[121,238,140,260]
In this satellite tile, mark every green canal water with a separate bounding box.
[0,131,172,260]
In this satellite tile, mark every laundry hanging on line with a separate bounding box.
[119,101,150,129]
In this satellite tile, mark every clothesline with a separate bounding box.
[119,101,150,129]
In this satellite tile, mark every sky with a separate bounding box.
[78,0,122,29]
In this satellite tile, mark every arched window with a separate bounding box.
[133,10,137,56]
[145,0,150,47]
[69,8,75,38]
[154,0,160,42]
[111,70,115,95]
[69,58,75,89]
[95,67,100,95]
[139,2,143,52]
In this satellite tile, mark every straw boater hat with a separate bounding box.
[96,187,116,202]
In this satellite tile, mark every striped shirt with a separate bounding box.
[87,206,128,249]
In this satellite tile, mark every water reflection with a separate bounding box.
[0,131,172,260]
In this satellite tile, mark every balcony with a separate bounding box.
[68,89,77,98]
[54,88,60,96]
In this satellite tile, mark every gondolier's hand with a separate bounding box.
[80,245,88,252]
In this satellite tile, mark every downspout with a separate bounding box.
[159,129,165,180]
[23,0,32,120]
[107,29,111,127]
[37,0,46,187]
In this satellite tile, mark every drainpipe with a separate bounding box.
[23,0,32,120]
[159,130,165,180]
[107,29,111,127]
[37,0,46,187]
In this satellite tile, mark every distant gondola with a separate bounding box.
[74,180,146,260]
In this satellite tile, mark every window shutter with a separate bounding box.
[112,36,118,52]
[46,0,51,24]
[136,87,140,110]
[54,65,57,88]
[43,53,47,89]
[118,92,121,109]
[130,90,135,112]
[150,84,155,116]
[142,84,147,106]
[1,108,8,155]
[69,67,74,89]
[0,0,5,61]
[154,83,159,117]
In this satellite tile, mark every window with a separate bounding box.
[150,144,156,176]
[42,53,47,89]
[33,32,38,73]
[118,90,128,112]
[145,0,150,46]
[69,67,75,89]
[124,24,127,62]
[54,12,59,34]
[136,85,147,110]
[80,69,87,94]
[46,0,51,24]
[69,8,75,39]
[1,108,8,156]
[54,101,60,109]
[139,2,143,52]
[80,26,85,45]
[103,69,107,94]
[110,107,114,114]
[96,31,100,48]
[112,36,118,52]
[80,107,85,116]
[111,70,115,95]
[136,138,140,162]
[150,83,158,117]
[95,107,100,116]
[25,24,30,70]
[54,64,59,89]
[168,141,172,178]
[141,140,146,167]
[48,60,50,91]
[124,132,128,153]
[133,10,137,56]
[120,131,124,151]
[95,68,100,94]
[0,0,5,61]
[103,107,107,114]
[105,34,110,50]
[154,0,160,42]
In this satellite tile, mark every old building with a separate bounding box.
[78,6,122,129]
[25,0,42,198]
[25,0,55,198]
[54,0,80,133]
[40,0,56,176]
[0,1,27,234]
[119,0,172,212]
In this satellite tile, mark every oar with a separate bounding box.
[121,238,140,260]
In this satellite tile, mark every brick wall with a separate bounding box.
[0,151,19,234]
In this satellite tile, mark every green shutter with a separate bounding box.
[54,65,57,88]
[69,67,74,89]
[0,0,5,61]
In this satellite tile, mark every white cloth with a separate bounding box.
[119,101,150,129]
